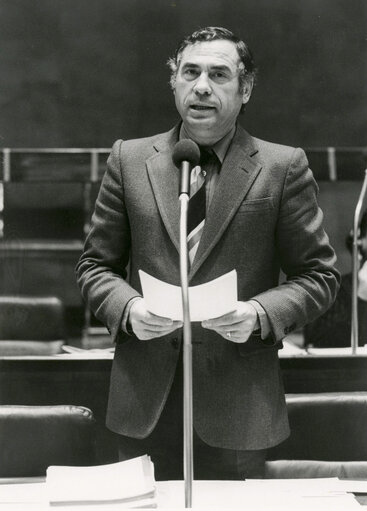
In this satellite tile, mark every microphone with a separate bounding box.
[172,138,200,505]
[172,140,200,196]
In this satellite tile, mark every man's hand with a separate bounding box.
[129,298,183,340]
[201,301,260,343]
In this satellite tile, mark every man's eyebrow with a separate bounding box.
[181,62,200,69]
[210,65,232,73]
[181,63,233,73]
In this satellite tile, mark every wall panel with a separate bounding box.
[0,0,365,148]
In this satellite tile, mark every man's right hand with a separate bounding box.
[129,298,183,340]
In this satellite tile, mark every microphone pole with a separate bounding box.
[351,169,367,354]
[179,186,193,508]
[173,140,200,509]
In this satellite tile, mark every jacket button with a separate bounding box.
[284,323,296,335]
[171,337,179,349]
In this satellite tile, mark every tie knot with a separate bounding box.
[199,147,217,168]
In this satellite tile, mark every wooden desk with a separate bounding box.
[2,351,367,463]
[0,478,365,508]
[2,351,367,406]
[280,352,367,393]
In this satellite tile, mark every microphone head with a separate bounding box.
[172,139,200,169]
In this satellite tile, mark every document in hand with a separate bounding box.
[139,269,238,321]
[46,455,156,507]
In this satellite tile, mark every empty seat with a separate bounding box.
[266,392,367,478]
[0,296,65,355]
[0,405,96,477]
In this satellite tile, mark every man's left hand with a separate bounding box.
[201,301,260,343]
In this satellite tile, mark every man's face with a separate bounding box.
[173,39,252,146]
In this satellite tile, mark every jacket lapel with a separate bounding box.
[146,125,181,252]
[189,126,262,280]
[145,124,263,274]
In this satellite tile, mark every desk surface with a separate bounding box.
[1,344,367,360]
[0,478,365,509]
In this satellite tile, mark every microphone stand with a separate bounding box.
[179,164,193,508]
[351,169,367,354]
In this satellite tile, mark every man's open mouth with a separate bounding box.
[190,105,215,110]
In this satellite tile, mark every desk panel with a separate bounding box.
[3,354,367,408]
[2,354,367,463]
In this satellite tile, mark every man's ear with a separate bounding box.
[242,78,254,105]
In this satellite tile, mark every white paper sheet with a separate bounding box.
[243,477,344,494]
[156,480,360,509]
[0,482,48,503]
[139,269,237,321]
[305,346,367,356]
[46,455,156,504]
[336,478,367,493]
[0,478,362,510]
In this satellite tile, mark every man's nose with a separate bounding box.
[193,72,212,95]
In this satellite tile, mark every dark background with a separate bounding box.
[0,0,365,149]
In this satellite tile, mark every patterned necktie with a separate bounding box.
[187,148,216,265]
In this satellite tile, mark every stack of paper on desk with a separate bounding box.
[46,455,156,508]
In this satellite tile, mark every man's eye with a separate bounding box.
[211,71,228,82]
[183,69,198,79]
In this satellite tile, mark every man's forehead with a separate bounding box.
[179,40,240,68]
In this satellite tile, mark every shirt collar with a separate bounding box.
[179,123,236,164]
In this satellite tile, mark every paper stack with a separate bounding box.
[46,455,156,508]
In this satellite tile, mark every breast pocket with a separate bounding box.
[237,196,274,213]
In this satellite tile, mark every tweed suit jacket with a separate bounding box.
[76,123,339,450]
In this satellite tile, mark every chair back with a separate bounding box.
[0,405,96,477]
[0,296,65,355]
[266,392,367,478]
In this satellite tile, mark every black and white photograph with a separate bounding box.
[0,0,366,508]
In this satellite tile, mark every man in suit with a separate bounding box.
[76,27,339,480]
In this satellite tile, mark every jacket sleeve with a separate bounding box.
[75,140,141,344]
[252,148,340,342]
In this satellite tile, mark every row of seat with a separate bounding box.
[1,393,367,479]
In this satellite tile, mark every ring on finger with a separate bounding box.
[226,331,231,339]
